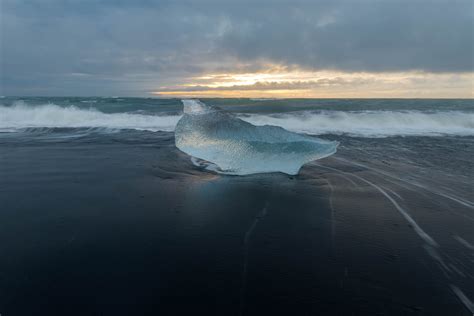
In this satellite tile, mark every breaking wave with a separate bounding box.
[241,110,474,137]
[0,102,180,132]
[1,100,473,137]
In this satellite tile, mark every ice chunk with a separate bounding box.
[175,100,339,175]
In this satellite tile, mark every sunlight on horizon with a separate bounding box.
[153,68,474,98]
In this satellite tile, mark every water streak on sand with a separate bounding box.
[334,157,474,209]
[359,178,438,247]
[424,245,452,274]
[451,285,474,314]
[381,185,404,201]
[453,235,474,251]
[316,162,474,313]
[315,164,438,247]
[240,202,269,316]
[324,178,337,251]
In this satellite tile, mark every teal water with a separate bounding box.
[1,97,473,113]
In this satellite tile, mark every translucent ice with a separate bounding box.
[175,100,339,175]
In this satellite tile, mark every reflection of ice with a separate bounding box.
[175,100,338,175]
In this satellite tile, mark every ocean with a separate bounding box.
[0,97,473,315]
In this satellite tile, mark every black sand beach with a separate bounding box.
[1,129,472,315]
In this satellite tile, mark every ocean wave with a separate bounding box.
[1,101,473,137]
[0,102,180,132]
[249,98,279,101]
[240,110,474,137]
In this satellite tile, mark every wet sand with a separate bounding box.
[0,132,473,315]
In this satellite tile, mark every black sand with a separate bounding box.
[0,132,473,315]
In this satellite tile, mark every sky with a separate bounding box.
[1,0,473,98]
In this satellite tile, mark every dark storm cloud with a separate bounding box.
[1,0,473,95]
[217,0,474,73]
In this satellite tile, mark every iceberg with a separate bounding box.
[175,100,339,175]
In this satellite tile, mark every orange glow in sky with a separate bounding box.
[153,68,474,98]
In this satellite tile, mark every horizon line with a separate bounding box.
[2,95,474,100]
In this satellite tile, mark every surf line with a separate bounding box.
[239,201,269,316]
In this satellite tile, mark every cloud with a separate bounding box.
[216,0,474,73]
[153,70,474,98]
[158,78,377,92]
[1,0,473,96]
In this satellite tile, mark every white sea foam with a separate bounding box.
[241,110,474,137]
[1,101,473,137]
[0,102,180,132]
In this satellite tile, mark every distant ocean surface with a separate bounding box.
[1,97,473,315]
